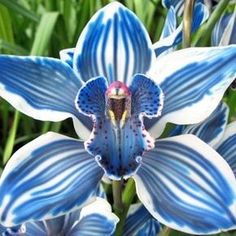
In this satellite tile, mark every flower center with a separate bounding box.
[106,81,131,128]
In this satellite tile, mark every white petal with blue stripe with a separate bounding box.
[73,2,155,85]
[68,198,119,236]
[24,198,118,236]
[134,134,236,234]
[123,203,160,236]
[216,121,236,177]
[212,11,236,46]
[0,55,91,140]
[183,102,229,147]
[0,132,104,227]
[154,3,209,57]
[148,46,236,138]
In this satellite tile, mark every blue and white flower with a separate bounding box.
[0,198,118,236]
[0,2,236,235]
[212,9,236,46]
[153,1,209,56]
[161,0,211,17]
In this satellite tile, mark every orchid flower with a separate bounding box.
[0,2,236,235]
[0,198,118,236]
[161,0,212,17]
[153,1,209,56]
[212,9,236,46]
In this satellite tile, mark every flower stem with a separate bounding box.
[159,226,172,236]
[112,179,124,211]
[113,178,136,236]
[194,0,230,46]
[182,0,195,48]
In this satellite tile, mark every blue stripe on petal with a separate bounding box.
[160,7,177,39]
[168,125,186,137]
[183,102,229,147]
[154,3,209,57]
[134,134,236,234]
[161,0,204,16]
[130,74,164,118]
[124,203,160,236]
[0,55,92,140]
[74,2,155,85]
[148,46,236,138]
[161,0,185,15]
[0,56,80,118]
[217,121,236,177]
[212,11,236,46]
[0,132,104,227]
[24,222,46,236]
[68,198,119,236]
[25,209,82,235]
[135,219,161,236]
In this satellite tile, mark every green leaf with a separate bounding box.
[3,111,20,164]
[0,0,39,22]
[62,0,77,43]
[0,4,14,44]
[0,39,28,55]
[30,12,59,56]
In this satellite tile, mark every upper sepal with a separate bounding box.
[73,2,155,85]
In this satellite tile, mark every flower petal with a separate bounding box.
[154,3,209,57]
[160,7,177,39]
[59,48,75,67]
[25,209,82,235]
[212,11,236,46]
[0,225,26,235]
[133,134,236,234]
[123,203,161,236]
[0,55,91,140]
[216,121,236,176]
[183,102,229,147]
[73,2,155,85]
[161,0,184,16]
[76,76,107,117]
[0,132,104,227]
[25,222,46,236]
[148,46,236,138]
[130,74,164,118]
[68,198,119,236]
